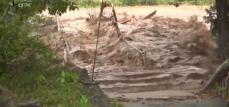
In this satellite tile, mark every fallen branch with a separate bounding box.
[201,58,229,91]
[56,14,61,32]
[110,5,147,64]
[120,19,131,24]
[112,4,122,37]
[143,10,157,20]
[62,38,70,66]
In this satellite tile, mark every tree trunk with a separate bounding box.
[201,0,229,91]
[201,59,229,91]
[216,0,229,60]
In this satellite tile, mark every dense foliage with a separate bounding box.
[0,1,93,106]
[0,0,77,72]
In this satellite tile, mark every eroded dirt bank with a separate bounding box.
[41,6,220,103]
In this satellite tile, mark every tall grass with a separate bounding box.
[76,0,214,7]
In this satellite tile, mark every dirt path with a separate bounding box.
[42,5,219,103]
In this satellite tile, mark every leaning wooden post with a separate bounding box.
[91,0,109,81]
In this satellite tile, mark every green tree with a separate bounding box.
[0,0,77,72]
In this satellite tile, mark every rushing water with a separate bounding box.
[123,99,228,107]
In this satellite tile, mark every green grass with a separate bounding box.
[214,83,227,97]
[112,102,125,107]
[0,68,91,107]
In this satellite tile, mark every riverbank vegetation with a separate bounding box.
[77,0,214,7]
[0,1,91,106]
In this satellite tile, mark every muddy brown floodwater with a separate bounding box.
[41,5,224,107]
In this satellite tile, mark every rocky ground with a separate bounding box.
[41,5,220,103]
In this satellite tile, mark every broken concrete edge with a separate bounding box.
[17,100,40,107]
[69,66,112,107]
